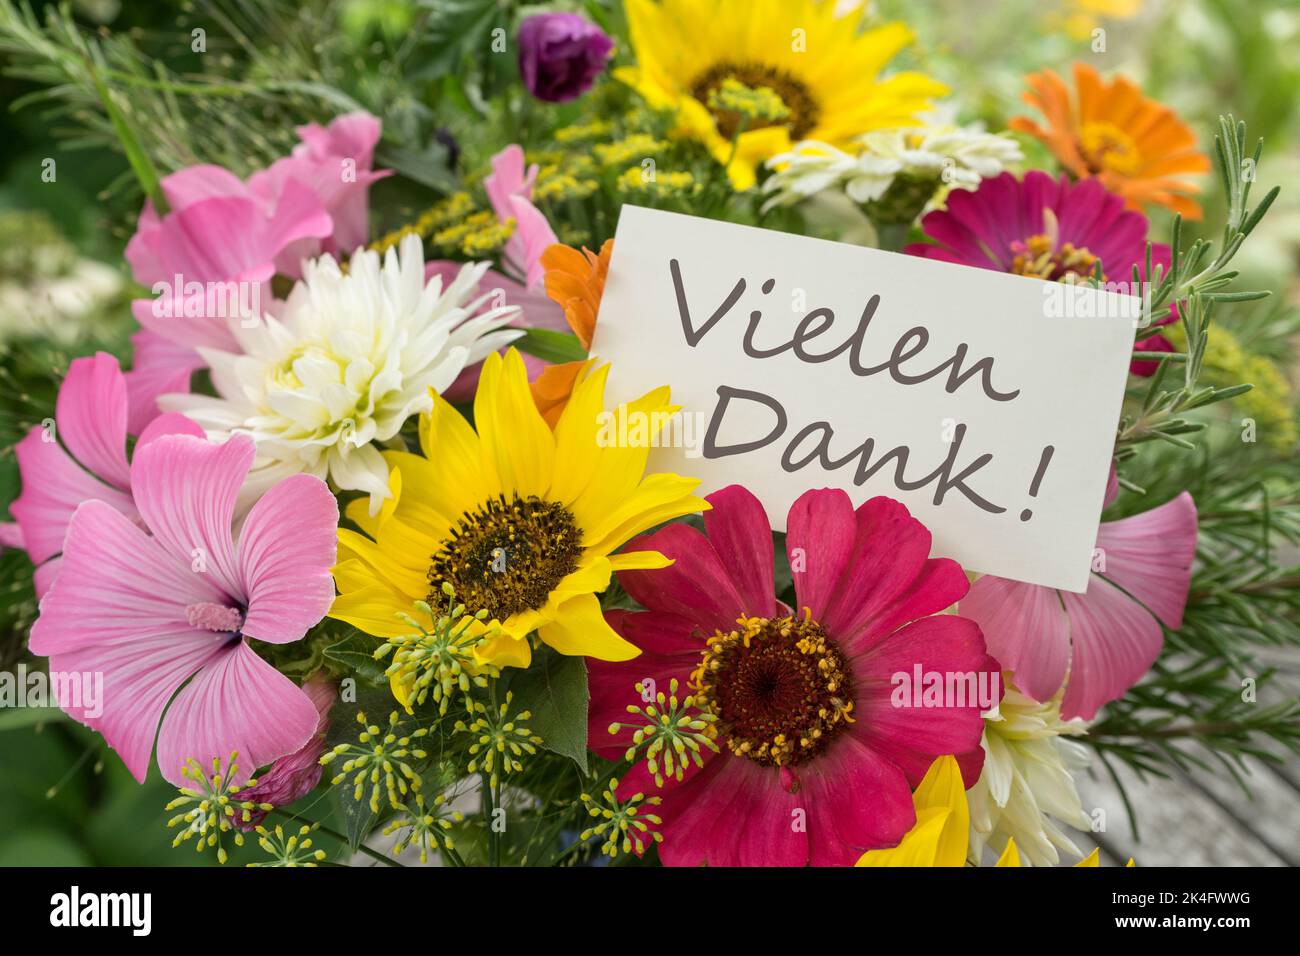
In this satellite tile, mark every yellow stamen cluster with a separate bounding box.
[535,169,599,202]
[706,77,791,126]
[608,677,718,786]
[433,210,515,257]
[370,191,476,255]
[692,612,855,768]
[165,753,270,865]
[248,823,327,867]
[375,586,499,716]
[616,168,699,196]
[1010,233,1102,283]
[454,692,543,788]
[554,120,615,143]
[579,779,663,858]
[594,134,668,168]
[320,711,429,813]
[383,793,465,864]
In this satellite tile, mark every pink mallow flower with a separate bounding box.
[28,432,338,786]
[235,674,336,829]
[960,480,1197,721]
[123,112,389,423]
[587,485,999,866]
[7,352,202,597]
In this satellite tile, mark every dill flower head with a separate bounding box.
[163,234,522,514]
[455,691,543,788]
[375,585,501,715]
[579,779,663,858]
[165,753,270,865]
[320,710,430,813]
[248,823,327,867]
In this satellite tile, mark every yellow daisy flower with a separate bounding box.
[329,348,708,671]
[617,0,948,190]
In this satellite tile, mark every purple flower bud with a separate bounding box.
[517,13,614,104]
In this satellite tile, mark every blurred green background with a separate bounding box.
[0,0,1297,865]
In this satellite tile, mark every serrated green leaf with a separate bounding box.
[322,630,389,687]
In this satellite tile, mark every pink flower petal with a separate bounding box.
[55,352,132,491]
[237,473,339,643]
[1096,492,1196,628]
[130,433,253,599]
[154,639,320,786]
[123,328,201,434]
[1059,577,1165,720]
[702,485,776,618]
[960,575,1072,703]
[617,524,748,631]
[799,733,916,864]
[10,427,135,565]
[849,614,998,786]
[785,487,856,622]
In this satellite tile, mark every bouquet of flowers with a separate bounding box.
[0,0,1296,869]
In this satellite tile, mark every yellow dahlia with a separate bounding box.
[617,0,947,190]
[329,348,707,669]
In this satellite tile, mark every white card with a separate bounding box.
[591,205,1136,592]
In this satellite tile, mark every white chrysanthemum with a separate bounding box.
[165,234,522,512]
[966,680,1093,867]
[763,123,1023,211]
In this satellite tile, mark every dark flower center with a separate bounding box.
[690,60,819,140]
[692,614,854,768]
[427,494,582,620]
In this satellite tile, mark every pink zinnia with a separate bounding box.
[905,171,1174,376]
[7,352,201,596]
[960,478,1197,720]
[28,433,338,786]
[587,485,998,866]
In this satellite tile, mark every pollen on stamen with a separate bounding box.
[186,602,244,632]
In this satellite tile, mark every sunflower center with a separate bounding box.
[1079,121,1142,176]
[690,61,819,139]
[1009,233,1104,283]
[691,614,854,767]
[427,494,582,620]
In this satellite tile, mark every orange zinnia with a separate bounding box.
[1010,63,1210,218]
[540,239,612,349]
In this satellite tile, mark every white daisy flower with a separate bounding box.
[966,680,1094,867]
[165,234,522,513]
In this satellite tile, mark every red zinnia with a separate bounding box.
[587,485,999,866]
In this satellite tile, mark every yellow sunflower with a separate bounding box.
[330,348,708,670]
[617,0,948,190]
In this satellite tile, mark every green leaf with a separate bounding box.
[335,785,384,852]
[322,629,389,687]
[509,649,590,774]
[514,328,588,365]
[377,141,458,194]
[410,0,504,79]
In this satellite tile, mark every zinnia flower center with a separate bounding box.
[1078,121,1142,176]
[427,494,582,620]
[690,61,819,139]
[692,613,854,768]
[1009,233,1104,283]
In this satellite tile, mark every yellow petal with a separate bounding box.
[910,754,969,867]
[475,629,533,670]
[608,550,674,572]
[1074,848,1101,867]
[856,808,949,867]
[328,586,416,638]
[994,839,1022,867]
[538,593,640,661]
[418,389,497,515]
[475,349,555,498]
